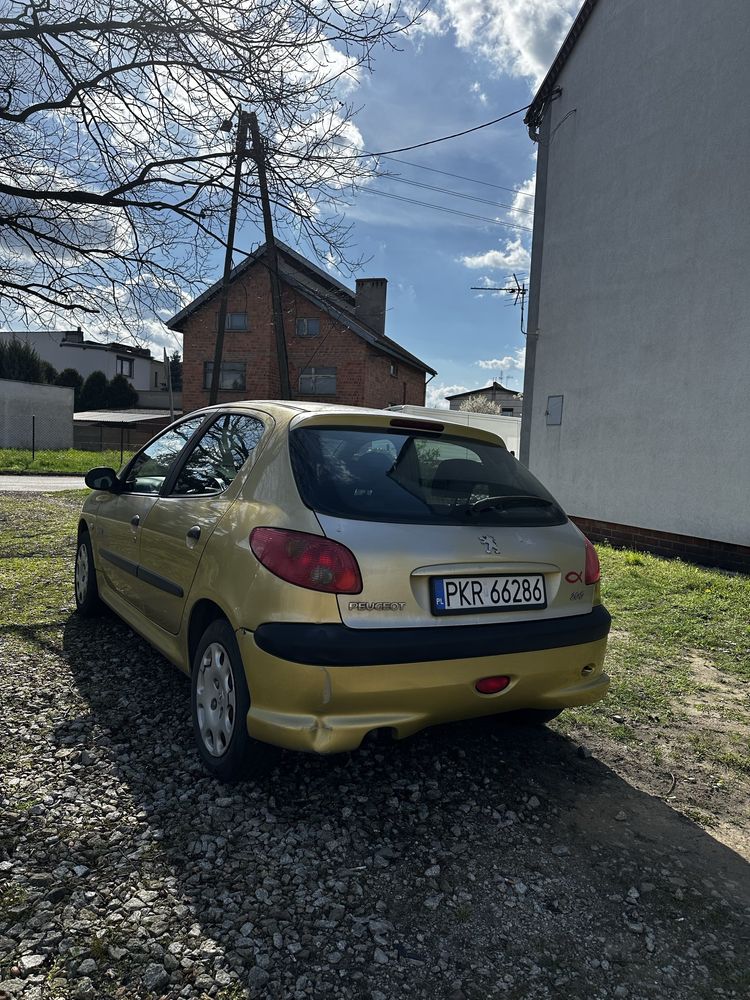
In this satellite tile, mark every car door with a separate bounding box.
[135,412,266,634]
[93,415,207,608]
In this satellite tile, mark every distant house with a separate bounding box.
[520,0,750,571]
[167,241,436,412]
[446,382,523,418]
[0,328,165,392]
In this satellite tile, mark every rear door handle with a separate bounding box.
[130,515,140,528]
[186,525,201,541]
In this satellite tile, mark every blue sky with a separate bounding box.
[169,1,582,406]
[334,22,538,407]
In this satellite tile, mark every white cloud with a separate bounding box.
[461,238,530,274]
[508,176,536,227]
[470,81,488,105]
[460,173,535,287]
[476,346,526,388]
[425,381,469,408]
[425,350,526,407]
[427,0,580,87]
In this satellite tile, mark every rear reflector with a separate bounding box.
[250,527,362,594]
[475,676,511,694]
[584,536,601,585]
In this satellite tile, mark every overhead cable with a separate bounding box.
[366,104,532,156]
[380,155,536,200]
[269,103,532,164]
[378,174,534,215]
[355,187,533,231]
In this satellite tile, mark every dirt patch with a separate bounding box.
[562,667,750,861]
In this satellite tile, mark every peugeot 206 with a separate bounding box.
[75,402,611,781]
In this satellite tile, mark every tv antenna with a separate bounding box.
[471,273,527,334]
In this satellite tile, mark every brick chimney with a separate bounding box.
[355,278,387,336]
[63,328,84,343]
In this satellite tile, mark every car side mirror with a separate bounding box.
[84,467,121,492]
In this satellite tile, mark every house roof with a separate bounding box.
[74,409,178,424]
[167,241,437,376]
[524,0,600,134]
[445,382,522,401]
[1,329,153,358]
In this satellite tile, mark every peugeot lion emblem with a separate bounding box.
[479,535,500,554]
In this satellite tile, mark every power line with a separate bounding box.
[355,187,533,231]
[378,173,534,215]
[367,104,532,156]
[269,103,532,164]
[379,155,536,200]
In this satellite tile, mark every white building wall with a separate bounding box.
[0,379,74,448]
[0,331,156,391]
[525,0,750,546]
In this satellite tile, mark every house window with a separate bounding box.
[501,407,514,415]
[203,362,246,391]
[226,312,248,330]
[389,362,398,378]
[296,318,320,337]
[154,371,158,388]
[116,356,134,378]
[299,366,336,395]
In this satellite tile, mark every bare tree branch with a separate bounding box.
[0,0,425,330]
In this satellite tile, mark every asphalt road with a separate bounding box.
[0,474,86,492]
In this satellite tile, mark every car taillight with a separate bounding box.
[584,536,601,585]
[250,527,362,594]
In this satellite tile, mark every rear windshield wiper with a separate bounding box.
[465,495,555,515]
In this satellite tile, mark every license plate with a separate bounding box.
[431,574,547,615]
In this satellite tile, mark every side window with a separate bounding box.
[171,414,265,496]
[123,417,205,494]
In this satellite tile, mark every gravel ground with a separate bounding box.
[1,504,749,1000]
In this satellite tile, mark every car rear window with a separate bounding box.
[289,427,567,526]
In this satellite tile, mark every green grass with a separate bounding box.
[556,545,750,783]
[0,492,83,626]
[0,448,132,475]
[598,546,750,679]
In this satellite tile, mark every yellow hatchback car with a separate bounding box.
[76,402,610,780]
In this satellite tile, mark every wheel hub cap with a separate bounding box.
[75,543,89,604]
[196,642,236,757]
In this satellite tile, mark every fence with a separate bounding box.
[0,379,74,449]
[73,416,174,455]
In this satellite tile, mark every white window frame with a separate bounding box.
[299,366,336,395]
[203,361,246,391]
[226,312,248,331]
[295,317,320,338]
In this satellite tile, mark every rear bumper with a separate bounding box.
[254,605,611,666]
[238,607,611,754]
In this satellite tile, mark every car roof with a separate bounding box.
[189,400,405,421]
[185,400,507,447]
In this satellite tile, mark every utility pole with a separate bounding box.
[209,110,250,406]
[247,112,291,400]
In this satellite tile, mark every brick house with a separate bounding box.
[168,241,435,412]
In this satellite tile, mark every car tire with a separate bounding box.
[191,619,279,783]
[74,531,103,617]
[502,708,563,726]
